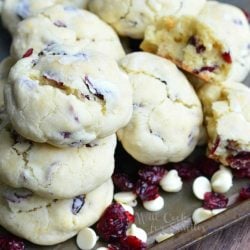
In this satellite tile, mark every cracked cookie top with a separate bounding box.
[4,44,132,147]
[117,52,203,165]
[10,4,125,60]
[89,0,206,39]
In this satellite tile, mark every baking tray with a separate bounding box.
[0,0,249,249]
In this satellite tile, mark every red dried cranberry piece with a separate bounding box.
[96,203,129,242]
[188,36,206,54]
[242,9,250,23]
[125,211,135,223]
[221,52,232,64]
[22,48,33,58]
[134,179,159,201]
[197,156,220,178]
[233,168,250,178]
[209,137,221,155]
[119,236,147,250]
[193,66,217,74]
[112,173,134,191]
[239,185,250,200]
[0,235,25,250]
[138,165,166,185]
[171,162,201,180]
[203,192,228,209]
[227,152,250,169]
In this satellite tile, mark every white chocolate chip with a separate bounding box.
[211,166,233,193]
[143,196,164,212]
[212,208,226,215]
[155,232,174,243]
[120,203,134,215]
[114,192,137,204]
[160,170,183,192]
[192,176,212,200]
[76,228,98,250]
[96,248,109,250]
[192,208,213,224]
[126,224,147,242]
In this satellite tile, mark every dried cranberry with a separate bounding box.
[227,152,250,169]
[203,192,228,209]
[233,168,250,178]
[138,165,166,185]
[0,235,25,250]
[239,185,250,200]
[171,162,201,180]
[96,203,129,242]
[134,180,159,201]
[60,131,71,139]
[53,20,67,27]
[209,137,221,155]
[125,211,135,223]
[119,236,147,250]
[193,66,217,74]
[221,52,232,64]
[72,195,85,215]
[22,48,33,58]
[197,156,220,178]
[242,9,250,23]
[112,173,134,191]
[188,36,206,54]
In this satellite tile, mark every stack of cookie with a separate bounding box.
[0,0,133,246]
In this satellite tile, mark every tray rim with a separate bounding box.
[151,199,250,249]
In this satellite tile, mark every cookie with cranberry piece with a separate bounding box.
[198,81,250,169]
[89,0,206,39]
[1,0,89,34]
[5,44,132,147]
[117,52,202,165]
[10,5,125,60]
[0,124,116,198]
[0,179,113,245]
[141,1,250,83]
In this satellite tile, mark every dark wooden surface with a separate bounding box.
[186,217,250,250]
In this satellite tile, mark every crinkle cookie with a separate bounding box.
[198,82,250,170]
[0,179,113,245]
[0,124,116,198]
[10,5,125,60]
[89,0,206,39]
[0,57,16,107]
[5,44,132,147]
[1,0,89,34]
[141,1,250,83]
[117,52,203,165]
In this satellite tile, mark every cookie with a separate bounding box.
[0,124,116,198]
[5,44,132,147]
[10,5,125,60]
[117,52,203,165]
[0,179,113,245]
[1,0,89,34]
[141,1,250,83]
[89,0,206,39]
[198,82,250,169]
